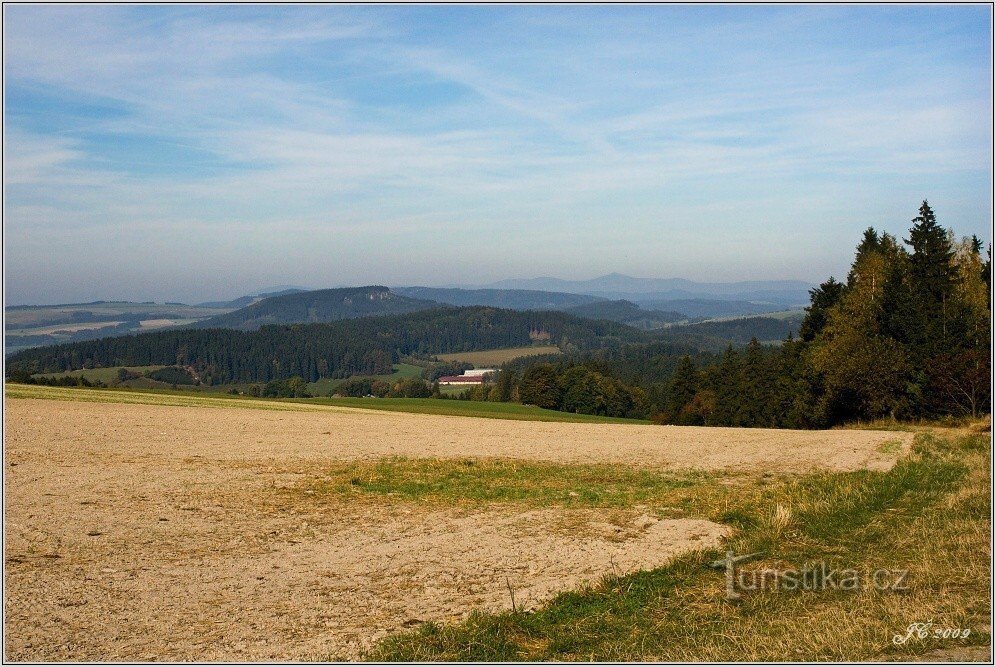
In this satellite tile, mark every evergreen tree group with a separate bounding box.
[652,202,991,426]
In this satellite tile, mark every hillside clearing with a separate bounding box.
[435,345,561,366]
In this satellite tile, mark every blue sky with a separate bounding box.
[4,5,992,304]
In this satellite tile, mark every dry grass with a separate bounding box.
[369,429,992,661]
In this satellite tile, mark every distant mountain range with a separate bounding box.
[478,273,812,308]
[392,286,601,311]
[192,283,802,334]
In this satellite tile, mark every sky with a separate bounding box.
[3,4,993,305]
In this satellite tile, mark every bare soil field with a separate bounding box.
[4,396,912,660]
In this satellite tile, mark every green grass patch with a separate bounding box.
[5,383,648,424]
[297,397,648,423]
[876,438,903,453]
[31,365,165,383]
[310,457,714,508]
[367,431,991,661]
[306,363,423,395]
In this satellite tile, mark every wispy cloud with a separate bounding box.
[3,5,991,303]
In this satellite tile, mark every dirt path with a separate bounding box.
[4,398,911,660]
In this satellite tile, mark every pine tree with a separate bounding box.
[905,200,957,353]
[665,355,699,424]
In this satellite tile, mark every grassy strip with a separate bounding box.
[366,431,991,661]
[4,383,335,412]
[435,345,562,365]
[4,383,648,424]
[297,397,648,423]
[307,457,719,509]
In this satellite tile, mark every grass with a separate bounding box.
[365,428,991,661]
[877,438,903,453]
[435,346,562,366]
[4,383,648,424]
[300,397,648,423]
[31,365,165,383]
[306,457,716,508]
[306,363,423,395]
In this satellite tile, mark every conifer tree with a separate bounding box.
[905,200,957,352]
[665,355,699,423]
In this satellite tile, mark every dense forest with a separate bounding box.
[495,202,990,425]
[562,299,686,328]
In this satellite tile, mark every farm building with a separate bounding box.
[437,375,484,385]
[437,369,497,385]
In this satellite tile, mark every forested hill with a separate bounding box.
[7,306,643,384]
[192,286,437,330]
[659,314,803,346]
[563,299,686,328]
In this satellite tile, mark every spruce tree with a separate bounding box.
[665,355,699,423]
[904,200,957,353]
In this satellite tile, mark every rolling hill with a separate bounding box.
[194,287,307,310]
[659,313,804,346]
[635,298,787,319]
[7,306,643,384]
[482,273,812,305]
[192,286,438,331]
[562,300,686,328]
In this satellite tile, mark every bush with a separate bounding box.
[261,376,311,398]
[147,366,197,385]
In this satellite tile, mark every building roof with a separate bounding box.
[437,375,485,383]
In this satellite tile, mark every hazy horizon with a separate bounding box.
[6,271,819,308]
[4,5,992,305]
